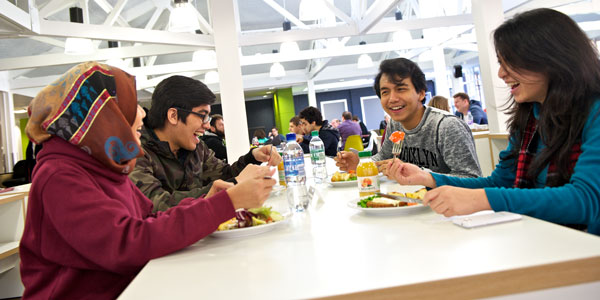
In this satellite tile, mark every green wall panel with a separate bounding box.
[273,88,295,135]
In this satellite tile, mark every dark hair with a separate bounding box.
[253,129,266,139]
[147,75,216,129]
[352,115,359,121]
[428,96,450,112]
[374,58,427,104]
[342,111,352,120]
[453,92,469,101]
[289,116,301,126]
[298,106,323,126]
[209,114,223,127]
[495,8,600,186]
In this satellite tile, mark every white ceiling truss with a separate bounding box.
[1,0,599,103]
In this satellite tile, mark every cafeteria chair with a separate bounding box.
[344,135,364,152]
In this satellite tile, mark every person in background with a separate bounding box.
[453,92,488,124]
[387,8,600,235]
[428,95,451,112]
[330,118,341,128]
[19,62,276,299]
[130,76,281,212]
[337,111,362,149]
[200,114,227,162]
[289,116,303,136]
[297,106,340,156]
[253,128,269,145]
[352,115,369,136]
[335,58,481,178]
[379,114,390,134]
[268,127,285,146]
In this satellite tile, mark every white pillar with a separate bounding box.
[307,79,317,108]
[209,0,250,160]
[0,91,16,172]
[432,46,449,98]
[472,0,509,133]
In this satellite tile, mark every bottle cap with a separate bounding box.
[311,130,318,137]
[286,133,296,141]
[358,150,372,157]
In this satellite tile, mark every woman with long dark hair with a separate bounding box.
[386,8,600,235]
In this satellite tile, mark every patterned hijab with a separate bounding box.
[26,61,143,174]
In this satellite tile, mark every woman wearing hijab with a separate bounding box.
[19,62,276,299]
[386,8,600,235]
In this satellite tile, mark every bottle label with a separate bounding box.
[357,175,380,194]
[310,149,325,163]
[284,157,305,177]
[278,169,286,186]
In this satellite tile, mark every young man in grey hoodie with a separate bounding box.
[335,58,481,178]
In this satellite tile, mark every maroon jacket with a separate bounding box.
[20,137,235,299]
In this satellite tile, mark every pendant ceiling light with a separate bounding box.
[192,49,217,67]
[356,41,373,69]
[168,0,200,33]
[204,71,219,84]
[64,7,95,55]
[269,50,286,78]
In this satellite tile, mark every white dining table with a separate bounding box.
[119,158,600,300]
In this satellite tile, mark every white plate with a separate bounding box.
[347,198,428,215]
[211,216,288,239]
[327,177,358,187]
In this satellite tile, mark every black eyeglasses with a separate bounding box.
[173,107,212,124]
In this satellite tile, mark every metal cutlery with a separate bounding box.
[375,192,423,204]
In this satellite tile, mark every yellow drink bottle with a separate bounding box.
[277,152,286,186]
[356,151,380,197]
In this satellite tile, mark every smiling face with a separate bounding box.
[172,104,211,151]
[497,57,549,104]
[453,96,469,114]
[378,74,426,130]
[132,105,146,146]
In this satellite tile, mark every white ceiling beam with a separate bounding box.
[450,51,479,65]
[319,0,355,25]
[103,0,128,26]
[32,19,214,46]
[195,9,214,35]
[262,0,309,29]
[308,36,351,79]
[0,44,199,71]
[0,0,33,32]
[93,0,130,27]
[241,38,436,66]
[121,1,156,22]
[28,36,65,47]
[39,0,78,18]
[239,14,473,46]
[358,0,400,34]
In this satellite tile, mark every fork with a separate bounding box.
[392,140,403,159]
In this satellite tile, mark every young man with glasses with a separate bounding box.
[130,75,281,212]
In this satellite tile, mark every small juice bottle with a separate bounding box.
[277,152,286,186]
[356,151,380,197]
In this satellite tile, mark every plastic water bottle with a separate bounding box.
[466,111,474,126]
[283,133,309,212]
[309,130,327,184]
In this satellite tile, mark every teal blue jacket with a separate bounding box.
[433,101,600,235]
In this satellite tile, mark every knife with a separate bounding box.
[375,192,423,204]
